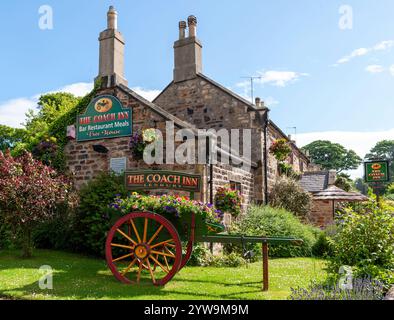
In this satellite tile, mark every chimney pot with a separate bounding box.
[107,6,118,29]
[255,97,261,107]
[188,15,197,37]
[179,21,187,39]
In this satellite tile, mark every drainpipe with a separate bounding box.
[263,112,269,205]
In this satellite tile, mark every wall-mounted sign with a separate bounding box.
[110,157,127,175]
[125,170,202,193]
[364,160,390,183]
[77,95,132,142]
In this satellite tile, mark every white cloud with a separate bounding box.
[296,129,394,179]
[365,64,385,73]
[0,82,161,128]
[132,87,161,102]
[335,40,394,65]
[237,70,308,89]
[390,65,394,76]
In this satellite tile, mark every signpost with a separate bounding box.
[77,95,132,142]
[364,160,391,205]
[364,160,390,183]
[125,170,202,194]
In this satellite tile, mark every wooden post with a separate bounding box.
[262,242,269,291]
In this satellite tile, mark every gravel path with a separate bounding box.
[385,287,394,300]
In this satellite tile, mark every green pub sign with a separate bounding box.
[364,160,390,183]
[77,95,132,142]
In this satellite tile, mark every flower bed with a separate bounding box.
[110,193,223,224]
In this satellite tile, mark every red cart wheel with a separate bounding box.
[106,212,182,286]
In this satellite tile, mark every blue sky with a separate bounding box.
[0,0,394,177]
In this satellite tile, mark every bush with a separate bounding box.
[328,202,394,289]
[187,243,210,266]
[33,203,76,251]
[269,177,313,218]
[205,252,247,268]
[312,231,334,258]
[225,205,320,258]
[71,172,128,257]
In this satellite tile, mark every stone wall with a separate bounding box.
[211,163,255,212]
[309,200,334,228]
[266,125,309,194]
[65,85,201,190]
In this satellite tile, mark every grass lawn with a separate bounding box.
[0,249,327,300]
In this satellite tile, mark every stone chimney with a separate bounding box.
[173,15,203,83]
[328,170,337,186]
[255,97,265,109]
[95,6,128,87]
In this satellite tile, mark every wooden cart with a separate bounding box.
[105,210,303,290]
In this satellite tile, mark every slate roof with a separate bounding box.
[299,171,329,193]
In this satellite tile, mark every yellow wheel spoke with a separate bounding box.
[164,243,176,249]
[120,258,138,276]
[146,259,156,284]
[151,250,176,258]
[130,219,142,243]
[113,253,134,263]
[148,225,164,245]
[116,229,137,245]
[111,243,134,250]
[149,256,169,274]
[150,239,174,250]
[164,246,175,256]
[136,260,143,284]
[163,255,170,270]
[143,218,148,243]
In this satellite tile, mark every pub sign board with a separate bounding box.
[77,95,132,142]
[364,160,390,183]
[125,170,202,193]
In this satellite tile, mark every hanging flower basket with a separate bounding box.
[214,185,242,218]
[269,139,292,162]
[130,129,157,160]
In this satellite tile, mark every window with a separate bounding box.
[230,181,242,193]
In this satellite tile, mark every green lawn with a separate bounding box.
[0,250,327,300]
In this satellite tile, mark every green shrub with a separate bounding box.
[33,203,75,251]
[187,243,210,266]
[204,252,247,268]
[71,172,127,257]
[328,202,394,289]
[269,177,313,218]
[312,232,334,258]
[225,205,320,258]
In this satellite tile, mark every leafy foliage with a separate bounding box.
[269,177,313,218]
[335,173,353,192]
[225,205,320,258]
[0,125,26,152]
[302,140,362,173]
[214,185,242,217]
[72,172,127,257]
[328,202,394,288]
[0,151,74,257]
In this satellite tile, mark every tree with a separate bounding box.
[0,150,73,257]
[0,125,26,152]
[24,92,80,145]
[302,140,362,173]
[365,140,394,182]
[269,177,313,218]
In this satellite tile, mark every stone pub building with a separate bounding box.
[65,7,353,228]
